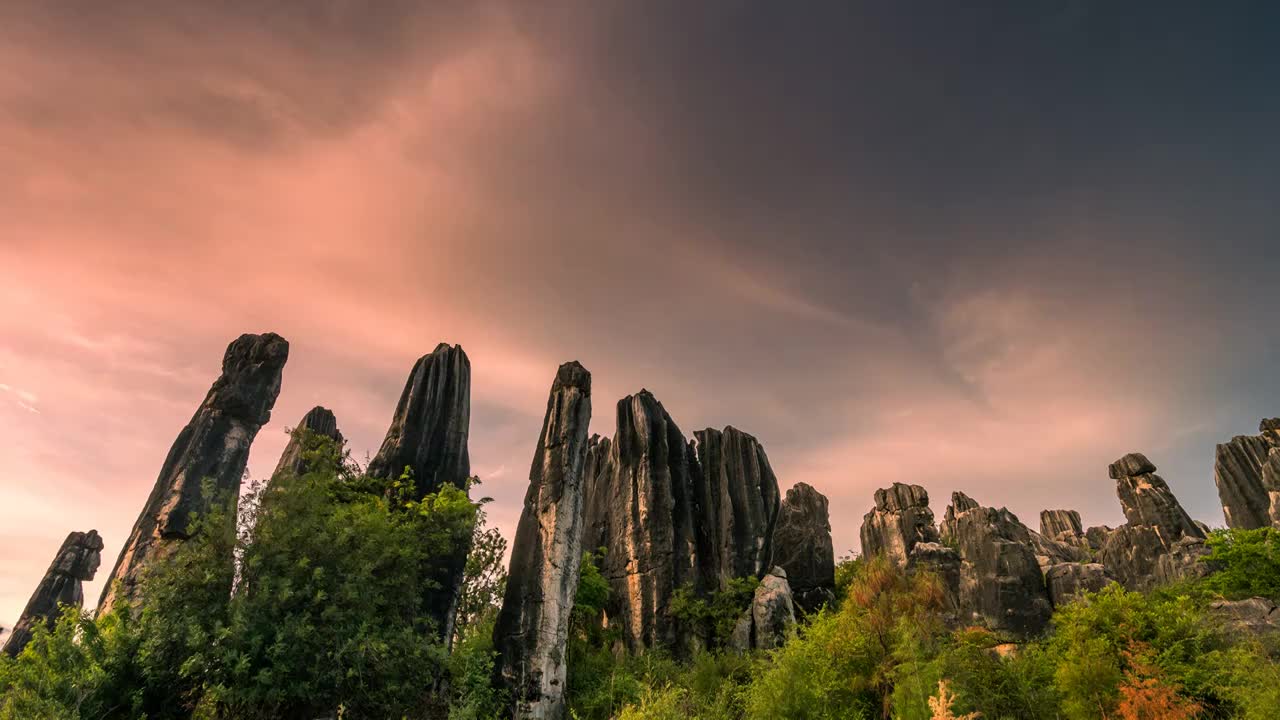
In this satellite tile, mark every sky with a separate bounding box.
[3,1,1280,631]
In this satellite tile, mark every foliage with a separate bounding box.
[1202,527,1280,601]
[454,478,509,648]
[927,681,980,720]
[669,577,759,648]
[447,612,507,720]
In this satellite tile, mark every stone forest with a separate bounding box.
[3,332,1280,719]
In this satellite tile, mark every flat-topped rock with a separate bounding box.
[860,483,939,566]
[1040,509,1084,541]
[773,482,837,613]
[694,426,782,584]
[1110,453,1203,541]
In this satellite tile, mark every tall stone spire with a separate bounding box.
[4,530,104,656]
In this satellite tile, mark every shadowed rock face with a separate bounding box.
[909,541,962,624]
[1215,420,1280,530]
[367,344,471,498]
[4,530,104,656]
[693,426,782,585]
[773,483,837,613]
[1099,453,1209,590]
[582,434,614,556]
[367,343,472,643]
[99,333,288,615]
[584,390,702,653]
[494,362,592,720]
[272,406,343,479]
[861,483,939,566]
[941,492,1053,636]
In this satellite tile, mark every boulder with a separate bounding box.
[494,362,593,720]
[1045,562,1114,608]
[99,333,288,615]
[4,530,104,656]
[728,567,797,652]
[860,483,939,566]
[1099,453,1209,590]
[773,483,837,613]
[693,427,782,585]
[272,406,343,478]
[941,492,1052,636]
[367,343,472,643]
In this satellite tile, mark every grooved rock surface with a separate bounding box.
[4,530,104,656]
[1045,562,1114,608]
[272,406,343,478]
[1040,510,1084,541]
[693,426,782,585]
[1208,597,1280,636]
[773,482,837,613]
[860,483,939,566]
[368,343,472,643]
[1085,525,1114,551]
[728,567,797,653]
[495,362,592,720]
[584,390,702,653]
[941,492,1052,636]
[1214,434,1273,530]
[99,333,288,615]
[367,344,471,498]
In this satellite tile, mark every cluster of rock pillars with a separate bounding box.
[5,331,1280,719]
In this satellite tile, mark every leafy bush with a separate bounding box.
[1202,527,1280,601]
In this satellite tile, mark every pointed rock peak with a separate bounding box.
[948,491,981,515]
[554,360,592,392]
[1109,452,1157,479]
[274,406,344,478]
[297,406,340,437]
[6,529,107,656]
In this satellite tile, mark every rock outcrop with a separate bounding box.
[272,406,343,478]
[367,344,471,498]
[1044,562,1114,608]
[773,483,837,613]
[860,483,939,567]
[693,427,782,585]
[1098,453,1209,590]
[908,541,963,623]
[1215,420,1280,529]
[495,362,593,720]
[729,567,797,652]
[1208,597,1280,636]
[4,530,104,656]
[367,343,472,643]
[941,492,1053,635]
[99,333,288,615]
[583,390,702,653]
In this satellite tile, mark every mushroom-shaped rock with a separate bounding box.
[1110,453,1203,542]
[5,530,104,656]
[99,333,288,615]
[494,362,593,720]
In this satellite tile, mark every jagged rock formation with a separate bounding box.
[693,426,782,585]
[494,362,592,720]
[1045,563,1114,608]
[860,483,939,566]
[582,390,702,653]
[4,531,104,656]
[581,434,614,555]
[729,567,797,652]
[941,492,1053,635]
[773,483,837,613]
[1215,420,1280,529]
[1098,453,1209,590]
[272,406,343,478]
[99,333,288,615]
[367,343,472,643]
[1084,525,1114,551]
